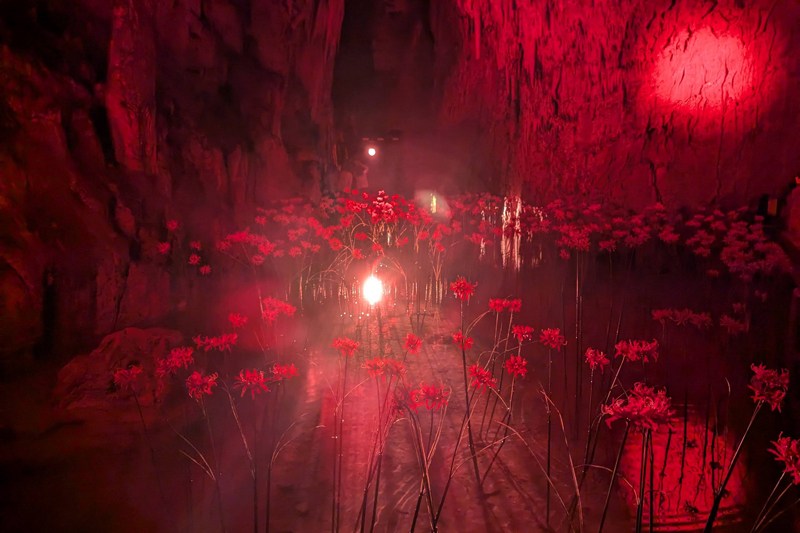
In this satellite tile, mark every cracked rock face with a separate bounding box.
[429,0,800,208]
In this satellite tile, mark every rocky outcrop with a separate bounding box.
[54,327,183,411]
[429,0,800,208]
[0,0,344,366]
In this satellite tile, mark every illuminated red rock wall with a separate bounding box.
[0,0,344,362]
[430,0,800,207]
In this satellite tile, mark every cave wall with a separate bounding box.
[430,0,800,208]
[0,0,343,364]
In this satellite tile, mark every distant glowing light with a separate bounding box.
[367,147,376,157]
[431,195,437,213]
[363,276,383,306]
[654,28,754,109]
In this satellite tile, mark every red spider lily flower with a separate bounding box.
[670,309,694,326]
[418,231,429,241]
[331,337,360,357]
[469,364,497,394]
[770,434,800,485]
[328,238,343,250]
[505,299,522,312]
[200,265,211,275]
[391,387,421,417]
[193,333,238,352]
[262,297,296,324]
[355,232,368,240]
[614,339,659,362]
[749,364,789,411]
[602,382,673,431]
[435,242,445,253]
[156,347,195,378]
[599,240,617,252]
[559,249,571,259]
[228,313,248,329]
[273,249,284,258]
[585,348,610,373]
[413,382,450,410]
[720,315,746,335]
[382,359,406,380]
[113,365,143,392]
[505,356,528,378]
[450,277,476,301]
[157,242,171,254]
[251,254,265,265]
[289,247,302,258]
[234,369,270,398]
[255,215,267,225]
[452,330,473,350]
[188,254,201,265]
[512,325,534,342]
[362,357,384,379]
[689,312,713,329]
[540,328,566,349]
[651,309,672,323]
[271,363,299,381]
[489,299,505,312]
[404,333,422,355]
[352,248,364,259]
[186,371,218,399]
[372,243,384,254]
[167,220,179,231]
[190,241,202,250]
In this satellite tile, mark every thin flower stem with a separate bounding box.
[753,493,800,533]
[752,475,788,532]
[703,401,762,532]
[132,392,168,518]
[202,402,227,533]
[480,374,516,485]
[598,423,630,533]
[635,431,649,533]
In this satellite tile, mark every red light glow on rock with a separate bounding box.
[654,29,754,110]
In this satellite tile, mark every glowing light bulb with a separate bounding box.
[363,276,383,306]
[367,147,376,157]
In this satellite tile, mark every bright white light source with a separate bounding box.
[367,147,376,157]
[363,275,383,306]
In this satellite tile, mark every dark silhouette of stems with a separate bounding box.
[751,473,785,532]
[598,423,630,533]
[703,402,762,532]
[132,392,168,517]
[458,301,481,484]
[480,374,515,484]
[202,402,227,533]
[635,430,650,533]
[546,346,553,525]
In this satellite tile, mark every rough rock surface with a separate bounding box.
[0,0,344,365]
[429,0,800,208]
[53,327,183,412]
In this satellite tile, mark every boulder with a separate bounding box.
[54,327,183,412]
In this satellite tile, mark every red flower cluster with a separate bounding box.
[413,382,450,410]
[585,348,610,372]
[489,298,522,313]
[228,313,248,329]
[614,339,658,362]
[186,371,218,399]
[113,365,143,392]
[263,297,296,324]
[193,333,238,352]
[749,364,789,411]
[450,277,476,301]
[505,356,528,378]
[469,364,497,394]
[603,383,673,431]
[331,336,360,357]
[156,346,195,378]
[157,242,171,254]
[452,330,473,350]
[540,328,566,349]
[234,369,270,398]
[770,434,800,485]
[720,315,746,335]
[512,325,534,342]
[404,333,422,355]
[271,362,298,381]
